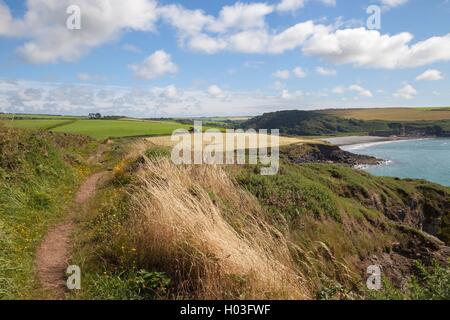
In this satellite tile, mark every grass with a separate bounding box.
[2,119,76,130]
[2,124,448,300]
[0,113,83,120]
[415,107,450,111]
[52,120,192,139]
[3,119,194,140]
[71,143,308,299]
[369,261,450,300]
[70,141,450,300]
[322,108,450,121]
[0,127,96,298]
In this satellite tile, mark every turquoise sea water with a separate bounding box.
[343,139,450,187]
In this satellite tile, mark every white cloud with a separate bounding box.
[316,66,337,76]
[0,0,158,64]
[333,84,373,97]
[276,0,335,13]
[293,67,307,78]
[158,3,318,55]
[159,85,179,99]
[394,84,417,99]
[129,50,178,80]
[273,70,291,79]
[303,27,450,69]
[267,21,318,54]
[208,85,227,99]
[416,69,444,81]
[276,0,307,12]
[2,1,449,71]
[321,0,337,6]
[280,89,303,100]
[209,2,274,33]
[349,85,373,97]
[2,79,443,117]
[380,0,408,9]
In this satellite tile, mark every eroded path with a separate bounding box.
[35,171,107,299]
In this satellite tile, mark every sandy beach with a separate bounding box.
[320,136,410,147]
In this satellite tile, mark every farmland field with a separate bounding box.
[2,119,76,130]
[1,117,195,139]
[0,113,83,120]
[321,107,450,121]
[51,120,194,139]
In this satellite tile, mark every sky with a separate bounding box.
[0,0,449,117]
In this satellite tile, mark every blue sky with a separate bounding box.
[0,0,449,117]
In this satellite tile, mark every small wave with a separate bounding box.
[342,138,433,151]
[343,140,402,151]
[354,160,393,171]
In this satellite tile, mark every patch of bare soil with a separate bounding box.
[35,172,107,299]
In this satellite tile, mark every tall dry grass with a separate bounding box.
[129,157,311,299]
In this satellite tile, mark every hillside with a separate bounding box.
[0,126,96,298]
[242,110,388,136]
[1,126,449,300]
[69,141,450,300]
[242,110,450,137]
[321,108,450,121]
[1,118,193,140]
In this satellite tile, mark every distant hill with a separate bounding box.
[241,110,450,137]
[241,110,389,136]
[321,107,450,121]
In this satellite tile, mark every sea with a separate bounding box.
[342,138,450,187]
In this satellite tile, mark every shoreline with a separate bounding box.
[319,135,432,148]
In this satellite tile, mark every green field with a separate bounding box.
[52,120,193,139]
[1,118,194,140]
[2,119,76,130]
[0,113,83,120]
[322,108,450,121]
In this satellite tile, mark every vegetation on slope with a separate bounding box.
[242,110,389,136]
[242,110,450,137]
[322,107,450,121]
[0,126,96,298]
[71,144,308,299]
[1,118,194,140]
[70,142,450,300]
[51,120,193,139]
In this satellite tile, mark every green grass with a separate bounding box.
[233,148,450,297]
[51,120,193,139]
[69,142,450,300]
[0,128,96,298]
[4,119,195,140]
[415,107,450,111]
[369,261,450,300]
[0,113,83,120]
[2,119,76,130]
[322,108,450,121]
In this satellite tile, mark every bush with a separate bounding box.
[369,261,450,300]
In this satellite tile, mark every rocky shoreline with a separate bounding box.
[281,143,383,166]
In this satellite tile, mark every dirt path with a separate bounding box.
[35,171,107,299]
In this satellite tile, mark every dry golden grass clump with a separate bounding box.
[129,157,310,299]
